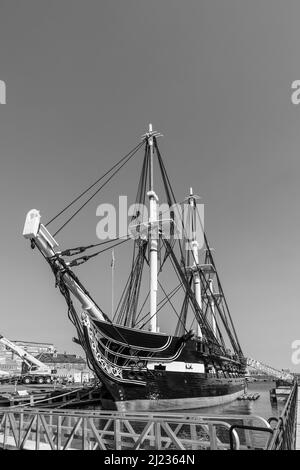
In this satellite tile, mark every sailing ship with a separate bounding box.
[23,125,246,411]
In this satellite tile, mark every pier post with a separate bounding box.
[208,424,217,450]
[35,414,40,450]
[154,421,162,448]
[190,424,197,449]
[82,417,88,450]
[18,412,24,448]
[244,418,254,449]
[114,418,121,450]
[57,415,62,450]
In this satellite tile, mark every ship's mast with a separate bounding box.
[209,278,217,337]
[147,124,159,332]
[111,249,115,317]
[188,188,203,339]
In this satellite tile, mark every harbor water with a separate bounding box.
[182,380,286,449]
[186,380,284,420]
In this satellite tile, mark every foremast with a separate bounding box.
[146,123,160,333]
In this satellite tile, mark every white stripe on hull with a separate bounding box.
[116,389,244,412]
[147,361,205,373]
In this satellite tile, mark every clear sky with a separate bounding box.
[0,0,300,370]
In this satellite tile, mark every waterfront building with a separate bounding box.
[35,352,93,382]
[0,340,55,373]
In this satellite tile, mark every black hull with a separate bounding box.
[81,315,246,411]
[99,371,245,411]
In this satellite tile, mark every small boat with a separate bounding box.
[237,393,260,401]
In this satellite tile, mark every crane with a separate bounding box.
[0,333,54,384]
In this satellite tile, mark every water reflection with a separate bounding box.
[182,381,285,420]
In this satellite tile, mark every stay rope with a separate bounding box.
[45,140,145,237]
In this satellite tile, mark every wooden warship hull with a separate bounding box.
[81,316,246,411]
[114,375,244,412]
[23,131,247,414]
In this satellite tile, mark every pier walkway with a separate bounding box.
[0,382,298,450]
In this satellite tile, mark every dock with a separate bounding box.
[0,383,103,409]
[0,382,298,451]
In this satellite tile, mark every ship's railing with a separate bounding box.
[266,381,298,450]
[0,407,272,450]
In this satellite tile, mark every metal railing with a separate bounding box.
[229,424,273,450]
[0,407,272,451]
[266,381,298,450]
[0,384,297,450]
[227,382,298,450]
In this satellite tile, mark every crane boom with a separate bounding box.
[0,333,51,373]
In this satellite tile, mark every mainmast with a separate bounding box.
[208,278,217,337]
[146,124,159,332]
[188,188,203,339]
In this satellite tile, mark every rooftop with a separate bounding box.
[35,353,86,364]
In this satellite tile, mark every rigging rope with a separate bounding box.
[59,237,127,257]
[157,280,188,335]
[153,140,243,356]
[181,221,241,356]
[49,255,146,362]
[40,133,243,361]
[66,238,130,267]
[195,205,243,355]
[46,140,145,227]
[136,283,183,330]
[53,141,144,237]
